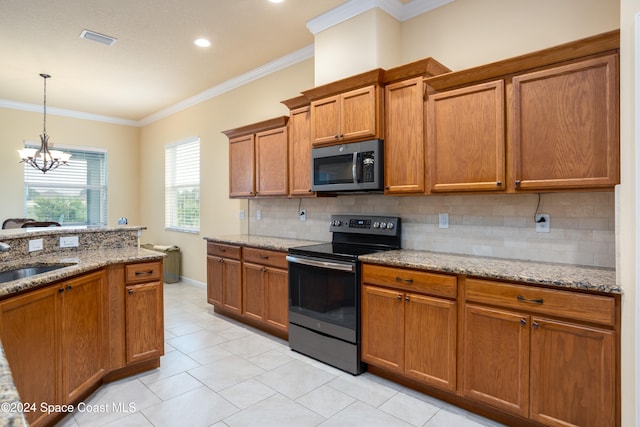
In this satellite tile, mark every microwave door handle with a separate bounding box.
[352,152,358,183]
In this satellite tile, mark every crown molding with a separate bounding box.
[138,44,314,126]
[0,99,138,127]
[306,0,455,35]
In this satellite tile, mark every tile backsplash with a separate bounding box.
[248,192,615,268]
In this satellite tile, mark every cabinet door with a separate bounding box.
[229,134,255,197]
[242,262,265,322]
[530,317,615,427]
[341,85,377,141]
[125,281,164,365]
[0,285,59,426]
[463,304,529,417]
[427,80,506,192]
[384,77,425,194]
[311,94,341,145]
[256,126,288,196]
[361,285,404,373]
[264,267,288,333]
[288,106,313,196]
[206,256,223,306]
[60,271,106,403]
[405,293,457,392]
[511,54,619,190]
[222,258,242,314]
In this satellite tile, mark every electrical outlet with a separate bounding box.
[239,209,245,220]
[439,213,449,229]
[60,236,79,248]
[535,214,550,232]
[300,209,307,221]
[28,239,43,252]
[256,209,262,220]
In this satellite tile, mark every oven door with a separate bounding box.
[286,255,358,343]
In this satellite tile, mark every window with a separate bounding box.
[165,137,200,233]
[24,145,107,226]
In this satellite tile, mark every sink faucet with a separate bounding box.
[0,242,11,252]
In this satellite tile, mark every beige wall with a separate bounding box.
[0,107,141,226]
[138,59,315,284]
[619,0,638,425]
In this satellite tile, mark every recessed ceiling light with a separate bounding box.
[194,38,211,48]
[269,0,284,3]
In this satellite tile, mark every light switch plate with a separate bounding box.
[256,209,262,220]
[60,235,79,248]
[239,209,245,220]
[28,239,43,252]
[439,213,449,229]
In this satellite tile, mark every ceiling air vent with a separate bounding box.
[80,29,117,46]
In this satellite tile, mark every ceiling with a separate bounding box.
[0,0,434,125]
[0,0,351,123]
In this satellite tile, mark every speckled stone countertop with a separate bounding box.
[360,249,620,294]
[204,235,321,252]
[0,229,163,427]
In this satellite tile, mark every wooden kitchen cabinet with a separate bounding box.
[228,134,255,197]
[511,54,619,190]
[124,261,164,365]
[224,116,290,198]
[207,242,242,314]
[242,247,288,335]
[0,285,59,426]
[361,264,457,392]
[427,80,506,192]
[0,270,106,426]
[255,126,288,196]
[282,95,314,197]
[384,77,426,194]
[463,278,618,426]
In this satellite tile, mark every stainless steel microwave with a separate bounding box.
[311,139,384,192]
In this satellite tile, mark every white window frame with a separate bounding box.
[165,136,200,234]
[23,143,108,226]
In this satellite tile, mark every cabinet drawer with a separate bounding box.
[465,278,616,326]
[243,247,288,269]
[362,263,457,299]
[207,242,241,260]
[125,262,162,284]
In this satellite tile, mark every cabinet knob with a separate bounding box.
[496,181,502,187]
[58,288,65,294]
[128,289,134,295]
[515,180,521,187]
[405,296,410,302]
[520,318,527,326]
[396,294,402,301]
[532,321,540,329]
[65,285,72,291]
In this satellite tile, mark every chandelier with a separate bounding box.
[18,74,71,173]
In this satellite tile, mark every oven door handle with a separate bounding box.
[286,255,355,272]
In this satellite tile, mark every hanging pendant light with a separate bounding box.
[18,73,71,173]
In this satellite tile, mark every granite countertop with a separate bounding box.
[204,235,321,252]
[0,225,145,240]
[0,246,164,427]
[360,249,620,294]
[205,235,619,294]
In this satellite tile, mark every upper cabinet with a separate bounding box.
[223,116,289,198]
[425,30,620,193]
[302,69,384,146]
[281,95,315,197]
[511,54,619,190]
[383,58,451,195]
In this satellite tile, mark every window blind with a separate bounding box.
[165,137,200,233]
[24,145,107,226]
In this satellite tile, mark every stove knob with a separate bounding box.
[386,222,394,229]
[332,219,342,226]
[380,222,387,229]
[372,222,380,228]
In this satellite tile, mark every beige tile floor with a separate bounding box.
[58,282,506,427]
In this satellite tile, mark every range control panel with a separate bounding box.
[329,215,400,236]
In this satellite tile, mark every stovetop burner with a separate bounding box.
[288,215,401,262]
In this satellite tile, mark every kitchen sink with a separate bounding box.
[0,263,77,284]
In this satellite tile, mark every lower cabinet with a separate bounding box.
[361,264,457,392]
[463,278,617,427]
[206,242,242,314]
[242,247,289,334]
[0,270,106,427]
